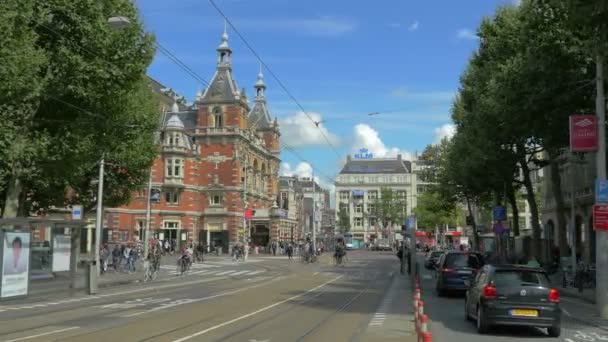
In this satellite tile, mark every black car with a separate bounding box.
[464,264,561,337]
[436,251,482,296]
[424,251,444,270]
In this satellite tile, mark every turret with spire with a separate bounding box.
[217,20,232,68]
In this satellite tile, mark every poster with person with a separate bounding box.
[1,232,30,298]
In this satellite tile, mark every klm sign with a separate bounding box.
[354,148,373,159]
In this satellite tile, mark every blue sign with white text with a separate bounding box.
[493,206,506,221]
[596,179,608,204]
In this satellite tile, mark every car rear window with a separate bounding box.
[492,270,550,287]
[444,254,480,268]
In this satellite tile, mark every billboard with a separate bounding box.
[52,235,71,272]
[1,232,30,298]
[570,115,598,152]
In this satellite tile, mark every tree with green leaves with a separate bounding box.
[337,207,350,234]
[373,187,407,233]
[414,190,458,232]
[0,0,158,218]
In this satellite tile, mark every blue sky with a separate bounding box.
[136,0,518,190]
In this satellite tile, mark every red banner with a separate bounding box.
[570,115,598,152]
[245,209,254,220]
[594,204,608,230]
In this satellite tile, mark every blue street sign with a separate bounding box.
[596,179,608,204]
[493,206,506,221]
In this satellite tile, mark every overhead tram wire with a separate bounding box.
[280,140,337,185]
[207,0,342,159]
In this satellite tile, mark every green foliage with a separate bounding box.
[414,190,458,231]
[337,207,350,234]
[0,0,159,215]
[373,187,407,228]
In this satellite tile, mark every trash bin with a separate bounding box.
[87,261,98,294]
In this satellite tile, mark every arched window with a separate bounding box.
[214,108,223,128]
[174,133,180,146]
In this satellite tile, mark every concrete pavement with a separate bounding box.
[0,251,416,342]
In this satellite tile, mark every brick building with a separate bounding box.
[105,28,281,252]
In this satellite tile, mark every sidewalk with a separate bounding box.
[358,272,417,342]
[549,273,596,304]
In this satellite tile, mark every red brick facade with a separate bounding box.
[105,31,280,251]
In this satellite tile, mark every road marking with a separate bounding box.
[1,277,228,312]
[313,272,319,275]
[124,276,287,318]
[3,326,80,342]
[215,270,237,276]
[171,275,344,342]
[231,270,252,276]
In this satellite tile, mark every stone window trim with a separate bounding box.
[162,220,181,230]
[165,158,185,178]
[209,193,223,206]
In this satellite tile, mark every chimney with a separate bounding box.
[397,154,402,161]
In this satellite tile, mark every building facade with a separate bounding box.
[334,154,413,247]
[105,29,281,252]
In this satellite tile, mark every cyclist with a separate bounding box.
[334,239,346,265]
[177,246,192,275]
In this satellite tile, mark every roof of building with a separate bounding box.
[339,158,412,174]
[166,114,185,129]
[249,70,273,130]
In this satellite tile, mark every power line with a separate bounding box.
[207,0,342,159]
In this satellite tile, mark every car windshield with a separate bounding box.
[492,270,550,287]
[431,252,443,258]
[444,254,480,269]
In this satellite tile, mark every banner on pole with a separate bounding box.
[570,115,598,152]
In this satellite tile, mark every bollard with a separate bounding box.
[422,331,432,342]
[419,314,428,334]
[416,300,424,331]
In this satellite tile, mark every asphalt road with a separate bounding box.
[0,251,415,342]
[417,252,608,342]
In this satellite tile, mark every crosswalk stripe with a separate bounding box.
[246,270,264,275]
[215,270,237,276]
[230,270,251,276]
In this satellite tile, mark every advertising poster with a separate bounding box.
[52,235,71,272]
[1,232,30,298]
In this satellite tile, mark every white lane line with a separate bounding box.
[5,277,228,311]
[215,270,237,276]
[171,275,344,342]
[124,276,287,318]
[3,326,80,342]
[246,270,264,276]
[313,272,319,276]
[230,270,251,276]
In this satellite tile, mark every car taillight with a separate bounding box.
[442,268,454,273]
[482,285,497,299]
[549,288,560,303]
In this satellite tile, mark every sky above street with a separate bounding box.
[136,0,519,191]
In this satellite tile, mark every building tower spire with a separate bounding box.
[217,20,232,68]
[255,61,266,99]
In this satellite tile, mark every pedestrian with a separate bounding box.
[287,243,293,259]
[100,244,109,274]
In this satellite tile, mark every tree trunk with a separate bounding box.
[507,184,520,237]
[547,149,568,257]
[2,175,22,218]
[519,153,542,260]
[465,195,478,251]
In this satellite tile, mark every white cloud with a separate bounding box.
[352,124,413,160]
[235,16,357,37]
[434,124,456,143]
[408,21,420,32]
[457,28,478,40]
[279,111,340,147]
[280,161,335,196]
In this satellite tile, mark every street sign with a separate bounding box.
[492,206,506,221]
[72,205,83,220]
[596,179,608,203]
[493,222,504,235]
[594,204,608,230]
[570,115,598,152]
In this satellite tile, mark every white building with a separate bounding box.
[334,153,415,247]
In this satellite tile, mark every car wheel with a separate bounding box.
[547,325,561,337]
[476,306,489,333]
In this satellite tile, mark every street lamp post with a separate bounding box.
[94,155,105,276]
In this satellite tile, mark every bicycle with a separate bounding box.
[143,257,160,282]
[177,256,191,275]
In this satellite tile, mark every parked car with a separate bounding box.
[424,251,444,269]
[464,264,561,337]
[373,239,391,251]
[435,251,483,296]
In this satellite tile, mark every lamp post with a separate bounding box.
[94,156,105,276]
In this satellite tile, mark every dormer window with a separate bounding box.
[165,132,182,146]
[214,108,223,128]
